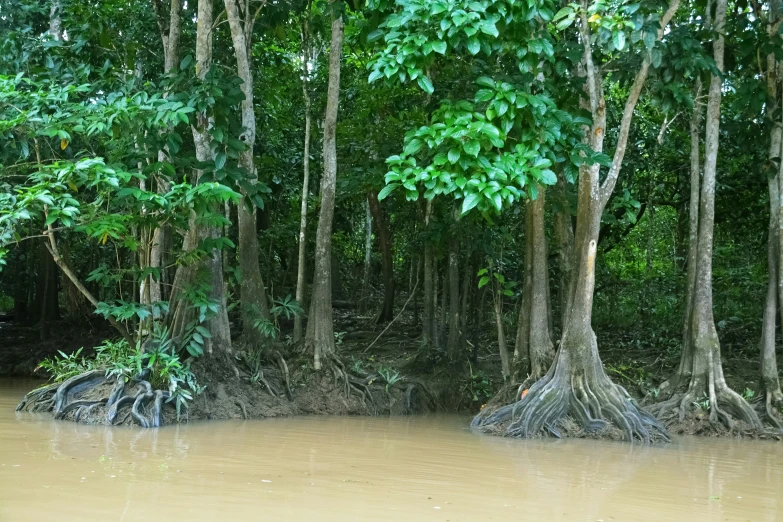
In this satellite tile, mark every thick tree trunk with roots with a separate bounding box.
[225,0,271,347]
[167,0,232,354]
[759,2,783,425]
[304,6,343,371]
[651,0,761,430]
[368,189,395,323]
[474,0,680,441]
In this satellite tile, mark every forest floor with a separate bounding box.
[1,305,780,439]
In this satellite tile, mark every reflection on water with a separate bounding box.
[1,378,781,521]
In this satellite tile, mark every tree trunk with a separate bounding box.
[474,0,681,440]
[168,0,232,354]
[368,189,395,323]
[554,175,575,329]
[446,214,461,358]
[49,0,62,40]
[304,5,343,370]
[294,11,312,342]
[763,0,783,421]
[359,200,372,315]
[460,253,471,355]
[32,239,60,327]
[494,288,511,379]
[438,264,447,351]
[421,201,434,346]
[225,0,271,348]
[653,0,760,428]
[148,0,181,305]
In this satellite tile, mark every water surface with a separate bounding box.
[1,378,780,521]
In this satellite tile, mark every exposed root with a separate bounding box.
[765,391,783,429]
[17,370,175,429]
[652,378,763,433]
[235,399,248,420]
[473,360,668,443]
[274,350,293,401]
[256,370,279,398]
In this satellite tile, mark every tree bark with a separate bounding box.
[225,0,271,348]
[294,10,312,342]
[368,189,395,323]
[421,201,434,346]
[49,0,63,41]
[446,210,461,358]
[553,175,575,331]
[168,0,232,354]
[762,0,783,420]
[359,200,372,315]
[304,4,343,370]
[148,0,182,304]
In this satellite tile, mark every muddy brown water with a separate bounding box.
[1,379,782,521]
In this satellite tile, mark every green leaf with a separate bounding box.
[477,268,488,276]
[540,169,557,185]
[378,183,400,201]
[215,152,226,170]
[553,7,572,21]
[478,275,490,288]
[613,31,626,51]
[476,76,495,88]
[432,41,447,54]
[479,21,499,37]
[462,192,480,214]
[448,148,461,164]
[368,69,383,83]
[463,139,481,157]
[417,76,435,94]
[467,37,480,55]
[404,138,424,155]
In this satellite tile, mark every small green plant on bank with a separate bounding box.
[693,396,710,411]
[742,388,755,402]
[37,348,91,382]
[464,362,493,402]
[377,365,402,392]
[349,356,367,376]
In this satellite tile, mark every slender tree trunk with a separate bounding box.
[494,287,511,379]
[304,5,343,370]
[460,253,471,355]
[359,200,372,315]
[225,0,271,347]
[149,0,182,304]
[368,189,395,323]
[49,0,62,40]
[422,201,434,346]
[446,213,461,357]
[294,11,312,342]
[438,265,448,350]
